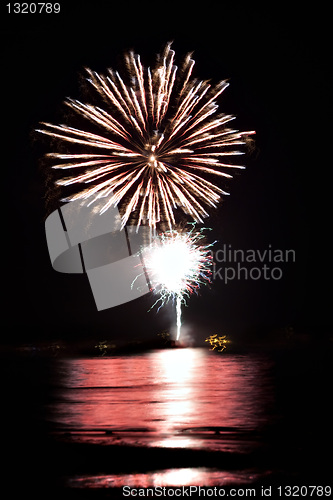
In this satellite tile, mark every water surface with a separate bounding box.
[51,349,274,447]
[48,348,277,487]
[5,345,331,491]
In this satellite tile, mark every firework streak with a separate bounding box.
[37,43,254,233]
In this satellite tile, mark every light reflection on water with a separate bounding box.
[52,349,272,440]
[67,467,262,488]
[50,348,274,486]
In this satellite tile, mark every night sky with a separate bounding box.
[3,4,332,346]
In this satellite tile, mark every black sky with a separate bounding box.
[3,4,332,345]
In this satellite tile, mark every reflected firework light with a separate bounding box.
[37,42,254,232]
[139,225,214,340]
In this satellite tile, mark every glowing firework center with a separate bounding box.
[146,239,200,295]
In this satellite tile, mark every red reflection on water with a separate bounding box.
[67,467,262,488]
[52,348,271,451]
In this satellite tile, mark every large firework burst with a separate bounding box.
[37,43,254,232]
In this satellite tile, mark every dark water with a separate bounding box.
[2,345,332,494]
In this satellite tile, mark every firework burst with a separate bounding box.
[139,225,214,340]
[37,43,254,233]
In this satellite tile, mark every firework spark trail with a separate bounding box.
[176,295,182,341]
[139,226,214,340]
[37,43,254,233]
